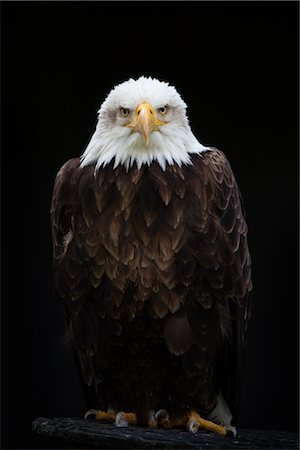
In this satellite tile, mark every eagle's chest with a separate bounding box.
[86,166,205,317]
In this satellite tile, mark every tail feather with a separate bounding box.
[207,392,232,427]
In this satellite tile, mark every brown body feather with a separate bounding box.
[51,149,252,423]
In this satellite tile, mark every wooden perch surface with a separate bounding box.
[32,417,299,449]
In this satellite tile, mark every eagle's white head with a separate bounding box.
[80,76,208,171]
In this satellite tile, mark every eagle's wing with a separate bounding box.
[51,158,99,388]
[145,149,251,422]
[51,158,88,304]
[50,158,146,394]
[184,149,252,422]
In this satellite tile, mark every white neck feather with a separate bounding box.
[80,123,209,171]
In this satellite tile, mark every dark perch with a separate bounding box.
[32,417,299,449]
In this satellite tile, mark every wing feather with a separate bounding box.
[51,149,252,419]
[179,150,252,421]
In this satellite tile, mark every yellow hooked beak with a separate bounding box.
[126,102,166,146]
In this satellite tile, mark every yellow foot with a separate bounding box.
[85,408,232,436]
[84,409,137,428]
[148,409,230,436]
[187,410,227,436]
[84,409,116,422]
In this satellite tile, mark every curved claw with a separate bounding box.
[149,409,170,428]
[188,419,199,434]
[225,425,237,437]
[115,412,129,428]
[154,409,169,421]
[84,409,99,420]
[115,411,137,427]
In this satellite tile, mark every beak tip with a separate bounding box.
[144,135,150,147]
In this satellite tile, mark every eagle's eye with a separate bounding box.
[158,106,168,115]
[120,107,130,117]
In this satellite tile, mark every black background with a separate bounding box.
[2,1,299,448]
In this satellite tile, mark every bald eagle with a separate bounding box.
[51,77,252,436]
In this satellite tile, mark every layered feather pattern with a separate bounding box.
[51,148,252,422]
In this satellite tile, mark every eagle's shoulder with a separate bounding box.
[188,148,240,205]
[51,158,80,216]
[55,157,81,181]
[189,147,232,172]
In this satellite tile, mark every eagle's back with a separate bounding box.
[51,149,252,422]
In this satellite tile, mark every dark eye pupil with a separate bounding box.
[121,108,129,116]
